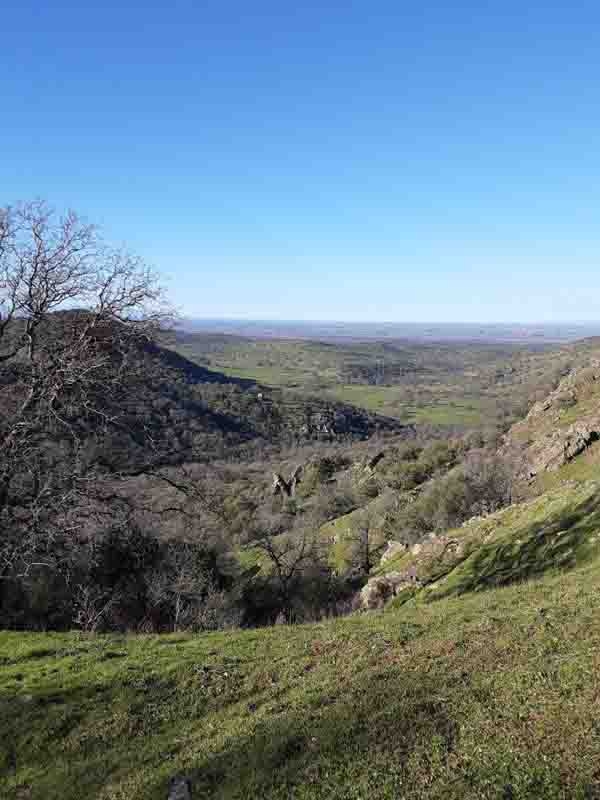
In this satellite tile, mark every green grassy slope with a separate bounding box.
[376,480,600,599]
[5,481,600,799]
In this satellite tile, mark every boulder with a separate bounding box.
[380,540,407,565]
[563,423,599,461]
[360,577,394,609]
[360,569,420,609]
[272,465,303,498]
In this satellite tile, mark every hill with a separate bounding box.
[135,341,406,466]
[4,478,600,798]
[1,313,406,473]
[123,336,409,468]
[7,336,600,798]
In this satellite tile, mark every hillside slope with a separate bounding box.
[0,314,406,473]
[501,342,600,493]
[4,477,600,799]
[7,343,600,798]
[115,339,407,467]
[366,479,600,606]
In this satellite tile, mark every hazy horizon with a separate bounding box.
[181,317,600,344]
[185,315,600,326]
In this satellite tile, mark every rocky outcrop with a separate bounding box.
[501,359,600,481]
[564,423,600,461]
[360,568,420,609]
[507,419,600,478]
[526,362,600,422]
[361,532,463,609]
[272,465,303,498]
[379,540,407,564]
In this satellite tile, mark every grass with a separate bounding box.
[171,332,576,429]
[421,481,600,601]
[532,441,600,493]
[404,402,484,426]
[5,482,600,798]
[322,385,486,425]
[376,480,600,598]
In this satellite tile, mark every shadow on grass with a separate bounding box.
[2,655,457,798]
[158,667,459,799]
[150,342,257,389]
[432,492,600,600]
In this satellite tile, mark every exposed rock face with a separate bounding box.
[362,532,464,609]
[167,776,192,800]
[508,420,600,478]
[418,533,461,557]
[360,568,420,609]
[526,362,600,421]
[564,423,600,461]
[501,360,600,481]
[379,540,407,564]
[272,465,303,498]
[272,473,289,496]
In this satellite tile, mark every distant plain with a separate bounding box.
[169,321,599,428]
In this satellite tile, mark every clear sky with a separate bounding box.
[3,1,600,322]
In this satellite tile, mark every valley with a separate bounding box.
[6,301,600,796]
[168,328,584,429]
[5,205,600,799]
[7,1,600,795]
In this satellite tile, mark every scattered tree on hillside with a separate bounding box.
[0,200,168,581]
[348,511,376,574]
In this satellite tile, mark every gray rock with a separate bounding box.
[360,569,420,609]
[380,540,407,564]
[272,465,303,498]
[563,423,599,461]
[502,359,600,481]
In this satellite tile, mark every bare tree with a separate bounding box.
[350,511,375,575]
[244,512,323,622]
[337,509,384,576]
[73,584,120,633]
[0,200,168,578]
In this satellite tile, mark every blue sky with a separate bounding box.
[3,1,600,322]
